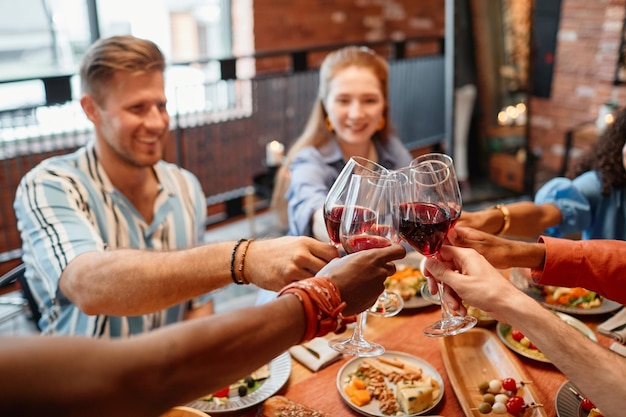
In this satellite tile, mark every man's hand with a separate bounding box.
[245,236,339,291]
[316,244,406,315]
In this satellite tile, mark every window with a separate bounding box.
[0,0,236,141]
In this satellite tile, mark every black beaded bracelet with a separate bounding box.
[230,238,247,285]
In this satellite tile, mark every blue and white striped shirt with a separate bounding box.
[14,141,207,337]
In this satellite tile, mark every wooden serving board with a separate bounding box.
[440,328,547,417]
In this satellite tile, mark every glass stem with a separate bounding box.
[437,281,454,321]
[349,312,368,344]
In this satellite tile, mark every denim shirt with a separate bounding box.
[534,171,626,240]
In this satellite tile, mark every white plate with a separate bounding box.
[523,287,622,316]
[510,268,622,316]
[336,351,444,416]
[186,351,291,414]
[391,252,434,310]
[497,312,597,363]
[555,380,588,417]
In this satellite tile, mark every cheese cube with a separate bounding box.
[396,380,433,414]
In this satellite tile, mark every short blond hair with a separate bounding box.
[79,35,165,105]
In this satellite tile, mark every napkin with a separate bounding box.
[597,307,626,344]
[288,337,342,372]
[610,342,626,358]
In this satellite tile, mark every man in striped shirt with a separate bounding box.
[13,35,338,337]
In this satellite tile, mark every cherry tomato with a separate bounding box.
[581,398,595,412]
[511,328,524,342]
[501,377,517,392]
[506,395,525,415]
[529,342,539,350]
[213,386,230,397]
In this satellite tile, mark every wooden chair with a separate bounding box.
[159,406,210,417]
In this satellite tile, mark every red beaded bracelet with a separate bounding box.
[278,277,356,344]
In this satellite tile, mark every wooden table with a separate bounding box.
[242,303,613,417]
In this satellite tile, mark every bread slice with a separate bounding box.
[261,395,331,417]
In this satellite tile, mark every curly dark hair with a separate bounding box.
[572,107,626,195]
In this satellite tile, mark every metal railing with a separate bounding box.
[0,37,446,265]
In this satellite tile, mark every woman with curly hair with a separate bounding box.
[457,107,626,240]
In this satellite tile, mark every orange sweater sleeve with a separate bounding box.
[530,236,626,304]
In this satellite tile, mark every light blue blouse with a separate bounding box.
[256,137,412,306]
[534,171,626,240]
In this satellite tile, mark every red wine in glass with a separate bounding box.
[324,205,344,247]
[398,202,450,256]
[325,205,378,248]
[448,207,460,229]
[342,234,392,253]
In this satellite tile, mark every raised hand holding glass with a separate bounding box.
[323,156,388,249]
[329,173,401,356]
[323,157,403,317]
[397,160,477,337]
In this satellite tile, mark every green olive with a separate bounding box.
[478,402,492,414]
[483,393,496,405]
[478,380,490,394]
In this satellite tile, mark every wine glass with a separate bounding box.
[323,156,388,248]
[323,157,404,317]
[411,153,462,227]
[329,173,399,356]
[396,161,477,337]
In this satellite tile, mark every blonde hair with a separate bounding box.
[80,35,165,105]
[271,46,392,217]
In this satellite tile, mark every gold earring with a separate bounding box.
[325,116,334,132]
[377,117,386,131]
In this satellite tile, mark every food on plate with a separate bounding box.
[385,265,426,301]
[540,286,602,309]
[568,385,604,417]
[465,304,495,326]
[502,326,544,360]
[588,408,605,417]
[200,364,270,403]
[260,395,331,417]
[344,376,371,406]
[342,355,441,415]
[499,313,596,364]
[474,378,542,415]
[396,380,434,414]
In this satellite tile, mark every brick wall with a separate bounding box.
[529,0,626,174]
[251,0,444,51]
[244,0,626,176]
[246,0,445,71]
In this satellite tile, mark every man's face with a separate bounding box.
[87,70,170,168]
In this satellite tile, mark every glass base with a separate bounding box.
[423,315,478,337]
[368,292,404,317]
[329,337,385,357]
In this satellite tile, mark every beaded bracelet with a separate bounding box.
[230,238,247,285]
[278,277,356,344]
[237,238,254,285]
